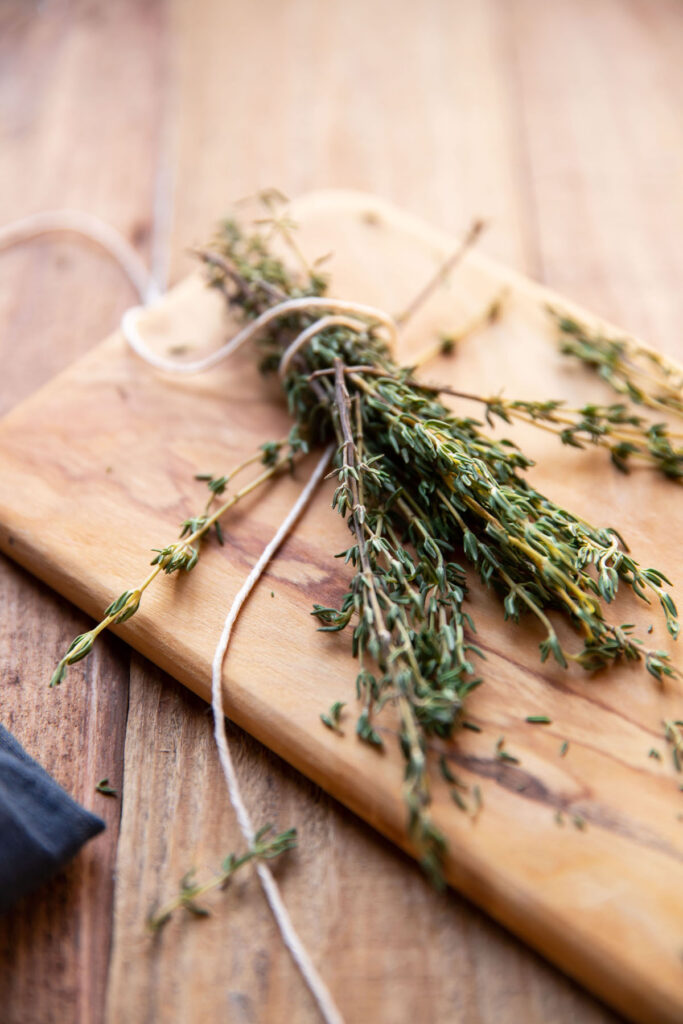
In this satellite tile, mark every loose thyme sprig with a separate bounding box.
[552,311,683,419]
[147,823,297,931]
[416,385,683,478]
[50,439,302,687]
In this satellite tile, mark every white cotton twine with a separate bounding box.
[210,443,340,1024]
[0,210,159,304]
[123,294,397,376]
[0,211,346,1024]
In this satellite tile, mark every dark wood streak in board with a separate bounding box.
[475,637,673,741]
[443,749,683,865]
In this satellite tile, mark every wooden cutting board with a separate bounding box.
[0,190,681,1024]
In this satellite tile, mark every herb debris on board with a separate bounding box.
[52,197,681,883]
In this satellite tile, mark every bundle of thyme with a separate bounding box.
[52,204,680,881]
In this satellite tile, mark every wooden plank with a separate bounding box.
[0,189,680,1023]
[168,0,529,278]
[503,0,683,345]
[0,2,166,1022]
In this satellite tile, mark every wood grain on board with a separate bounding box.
[0,189,681,1024]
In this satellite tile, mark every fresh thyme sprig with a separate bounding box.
[50,441,302,688]
[416,385,683,478]
[147,823,297,931]
[552,311,683,419]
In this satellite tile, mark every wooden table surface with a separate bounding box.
[0,3,681,1023]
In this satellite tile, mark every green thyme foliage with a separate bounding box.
[495,737,520,766]
[201,209,679,878]
[439,755,480,816]
[50,631,96,687]
[52,433,301,689]
[321,700,346,733]
[105,589,141,623]
[478,395,683,478]
[552,310,683,419]
[663,719,683,773]
[151,541,200,573]
[147,824,297,931]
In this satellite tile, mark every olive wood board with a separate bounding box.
[0,190,681,1024]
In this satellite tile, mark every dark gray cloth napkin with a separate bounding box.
[0,724,105,913]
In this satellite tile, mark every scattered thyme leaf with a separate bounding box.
[95,778,117,797]
[320,701,346,734]
[495,737,520,766]
[663,720,683,772]
[451,788,468,812]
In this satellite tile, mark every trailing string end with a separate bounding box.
[0,209,159,305]
[121,295,398,376]
[209,443,344,1024]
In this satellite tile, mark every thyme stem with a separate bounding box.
[396,219,485,328]
[51,451,296,687]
